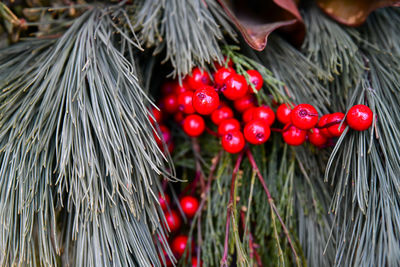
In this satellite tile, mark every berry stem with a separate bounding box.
[246,149,301,267]
[205,127,219,137]
[221,150,245,267]
[317,119,342,129]
[240,210,263,267]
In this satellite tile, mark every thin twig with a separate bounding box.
[246,149,301,267]
[221,151,245,267]
[240,210,263,267]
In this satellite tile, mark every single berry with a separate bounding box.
[211,106,234,125]
[183,114,205,137]
[276,104,292,125]
[180,196,199,218]
[291,104,319,130]
[149,106,162,125]
[244,120,271,145]
[191,257,202,267]
[187,67,211,90]
[173,82,191,95]
[327,112,346,137]
[193,86,220,115]
[233,94,256,113]
[242,107,256,123]
[214,56,234,69]
[218,118,241,136]
[171,235,190,257]
[214,67,235,87]
[282,124,307,146]
[164,210,181,232]
[222,74,248,100]
[246,70,263,91]
[317,114,333,138]
[221,130,245,154]
[162,94,179,114]
[252,106,275,126]
[308,128,328,147]
[154,125,171,146]
[158,193,170,211]
[346,104,373,131]
[178,91,195,114]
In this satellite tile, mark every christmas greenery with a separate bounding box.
[1,1,400,267]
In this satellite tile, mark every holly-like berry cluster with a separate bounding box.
[158,193,201,266]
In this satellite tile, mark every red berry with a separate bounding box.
[246,70,263,91]
[191,257,202,267]
[222,74,248,100]
[233,94,256,113]
[178,91,195,114]
[183,115,205,137]
[164,210,181,232]
[214,56,234,69]
[187,67,211,90]
[244,120,271,145]
[308,128,328,147]
[252,106,275,126]
[149,106,162,125]
[211,106,234,125]
[173,82,191,95]
[221,130,245,154]
[291,104,319,130]
[159,193,170,211]
[218,118,241,136]
[214,67,235,87]
[282,124,307,146]
[171,235,190,257]
[174,111,186,124]
[180,196,199,218]
[327,112,346,137]
[276,104,292,125]
[162,94,179,114]
[317,114,333,138]
[346,104,373,131]
[154,125,171,145]
[161,81,176,95]
[242,107,256,123]
[193,86,220,115]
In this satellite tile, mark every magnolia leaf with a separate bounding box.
[218,0,305,51]
[317,0,400,26]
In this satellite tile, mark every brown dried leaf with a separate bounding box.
[317,0,400,26]
[218,0,305,51]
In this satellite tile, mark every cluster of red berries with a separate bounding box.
[275,103,374,146]
[158,193,201,266]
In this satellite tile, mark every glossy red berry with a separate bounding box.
[222,74,248,100]
[291,104,319,130]
[214,67,235,87]
[162,94,179,114]
[242,107,256,123]
[159,193,170,211]
[233,94,256,112]
[214,56,234,69]
[183,115,205,137]
[308,128,328,147]
[164,210,181,232]
[252,106,275,126]
[171,235,189,257]
[244,120,271,145]
[193,86,220,115]
[218,118,241,136]
[187,67,211,90]
[327,112,346,137]
[149,106,162,125]
[211,106,234,125]
[276,104,292,125]
[178,91,195,114]
[154,125,171,146]
[173,82,191,95]
[221,130,245,154]
[346,104,373,131]
[180,196,199,218]
[317,114,333,138]
[191,257,202,267]
[246,70,263,91]
[282,124,307,146]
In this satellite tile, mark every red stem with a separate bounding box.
[246,149,300,266]
[220,151,245,267]
[316,119,343,129]
[205,127,219,137]
[240,211,263,267]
